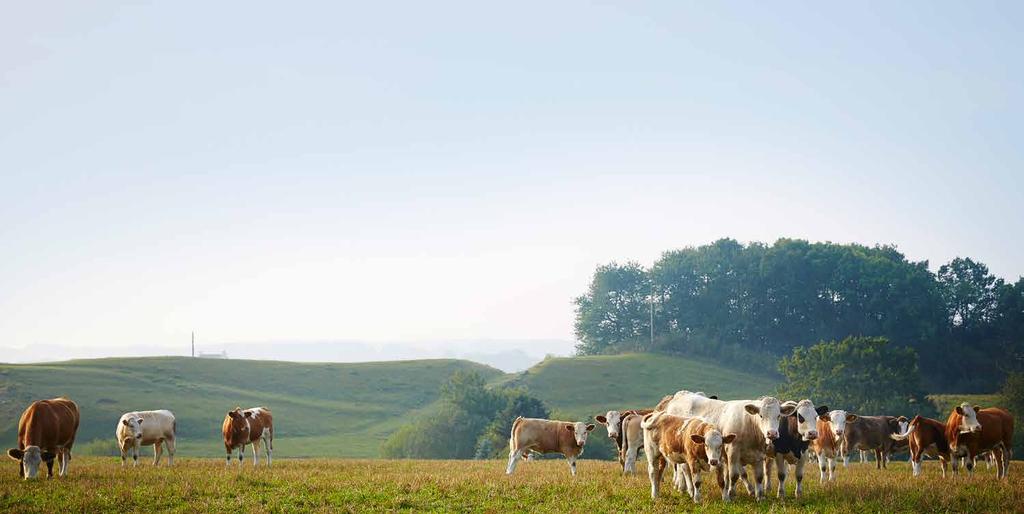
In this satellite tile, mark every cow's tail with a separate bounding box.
[509,416,524,450]
[890,422,915,441]
[640,411,664,430]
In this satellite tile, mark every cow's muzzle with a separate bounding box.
[709,459,719,467]
[804,431,818,441]
[766,430,779,440]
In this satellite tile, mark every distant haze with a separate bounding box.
[0,339,574,373]
[1,3,1021,358]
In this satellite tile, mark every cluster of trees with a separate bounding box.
[380,371,549,459]
[777,336,935,417]
[575,238,1024,392]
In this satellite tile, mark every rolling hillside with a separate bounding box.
[498,353,779,419]
[0,357,502,458]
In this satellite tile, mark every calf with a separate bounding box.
[641,412,735,503]
[506,417,594,476]
[222,407,274,467]
[116,410,177,467]
[890,415,951,477]
[7,398,80,479]
[945,403,1013,478]
[812,410,855,481]
[595,408,653,472]
[843,415,905,469]
[620,412,646,473]
[764,401,828,498]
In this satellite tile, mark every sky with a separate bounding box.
[1,2,1022,358]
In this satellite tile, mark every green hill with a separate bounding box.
[0,357,502,458]
[498,353,779,419]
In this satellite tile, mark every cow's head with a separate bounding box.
[896,416,909,436]
[121,416,144,441]
[819,409,857,438]
[955,403,983,434]
[7,446,55,479]
[595,411,623,440]
[690,426,737,468]
[225,407,252,441]
[564,422,595,447]
[785,400,824,441]
[744,396,795,441]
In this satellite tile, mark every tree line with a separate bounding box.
[574,238,1024,392]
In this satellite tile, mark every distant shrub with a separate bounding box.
[76,438,120,457]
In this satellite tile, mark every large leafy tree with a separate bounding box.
[937,257,1003,335]
[777,336,933,416]
[573,262,652,355]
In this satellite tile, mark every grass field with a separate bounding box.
[0,457,1021,513]
[0,357,503,457]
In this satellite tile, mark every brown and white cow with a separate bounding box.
[7,398,80,480]
[889,415,952,477]
[812,409,855,481]
[116,410,177,467]
[222,407,274,467]
[945,403,1013,478]
[642,411,735,503]
[506,417,594,476]
[595,408,652,473]
[763,401,827,499]
[660,391,797,501]
[842,414,906,469]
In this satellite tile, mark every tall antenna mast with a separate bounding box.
[191,331,195,358]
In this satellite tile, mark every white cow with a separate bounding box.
[116,410,177,467]
[661,391,795,501]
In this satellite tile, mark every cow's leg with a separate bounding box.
[154,440,164,466]
[689,464,703,503]
[166,438,176,466]
[818,452,828,482]
[120,440,128,468]
[751,461,766,501]
[264,435,272,467]
[226,445,233,467]
[775,454,787,499]
[762,458,771,495]
[624,439,640,474]
[62,448,71,477]
[910,447,922,477]
[238,444,245,466]
[251,439,260,466]
[829,455,837,481]
[505,447,524,475]
[567,455,578,476]
[739,468,755,495]
[965,455,975,476]
[725,451,743,501]
[648,456,665,499]
[45,457,54,479]
[133,440,140,467]
[874,449,883,470]
[794,454,806,499]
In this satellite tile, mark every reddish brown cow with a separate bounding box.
[641,412,735,503]
[889,415,951,477]
[222,407,275,467]
[945,404,1013,478]
[6,398,80,480]
[506,417,594,476]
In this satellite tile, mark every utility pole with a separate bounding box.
[649,283,655,349]
[191,331,195,358]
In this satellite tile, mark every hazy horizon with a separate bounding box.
[2,2,1022,357]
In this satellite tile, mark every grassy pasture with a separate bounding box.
[1,457,1022,513]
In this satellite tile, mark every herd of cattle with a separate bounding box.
[6,397,273,479]
[506,391,1014,502]
[4,391,1016,503]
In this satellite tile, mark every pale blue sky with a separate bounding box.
[1,2,1021,353]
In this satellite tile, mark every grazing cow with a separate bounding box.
[661,391,796,501]
[506,417,594,476]
[6,398,80,480]
[945,403,1013,478]
[763,401,827,498]
[595,408,653,472]
[812,410,855,481]
[641,412,735,503]
[842,415,906,469]
[889,415,951,477]
[116,410,177,467]
[222,407,274,467]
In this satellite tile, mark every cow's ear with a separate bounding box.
[122,419,131,426]
[722,433,737,444]
[586,424,595,432]
[780,404,797,416]
[897,416,908,423]
[690,434,705,444]
[137,418,144,425]
[228,411,239,420]
[595,415,607,424]
[974,405,982,413]
[40,451,55,462]
[816,406,829,415]
[564,425,575,432]
[7,449,23,461]
[244,411,253,418]
[846,414,858,422]
[955,406,964,416]
[744,404,760,415]
[709,395,718,400]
